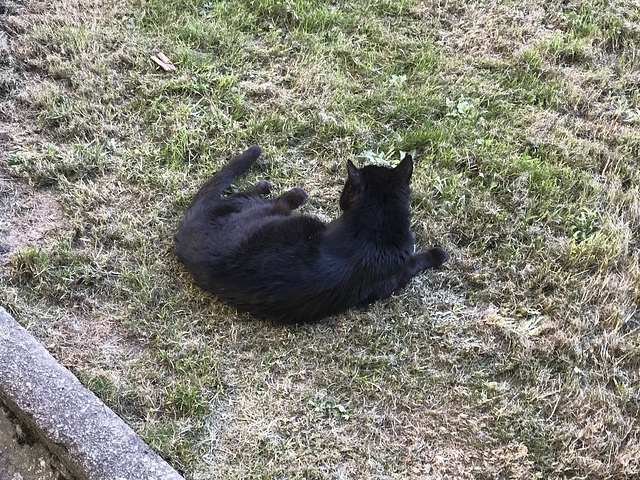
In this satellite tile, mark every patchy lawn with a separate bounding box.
[1,0,639,478]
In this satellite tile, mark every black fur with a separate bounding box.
[174,145,448,324]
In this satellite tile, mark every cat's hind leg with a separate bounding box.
[273,187,308,212]
[241,180,271,197]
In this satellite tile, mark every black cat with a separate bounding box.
[174,145,448,324]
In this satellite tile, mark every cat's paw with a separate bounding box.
[427,247,449,267]
[254,180,272,195]
[279,188,308,209]
[409,247,449,274]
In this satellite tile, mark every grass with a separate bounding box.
[1,0,639,478]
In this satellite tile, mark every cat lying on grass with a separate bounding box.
[174,145,448,324]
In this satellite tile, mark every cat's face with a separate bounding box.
[339,156,413,211]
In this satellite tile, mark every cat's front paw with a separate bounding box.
[409,247,449,274]
[428,247,449,267]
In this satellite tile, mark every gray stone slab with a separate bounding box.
[0,306,185,480]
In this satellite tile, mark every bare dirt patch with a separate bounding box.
[0,162,68,261]
[0,399,73,480]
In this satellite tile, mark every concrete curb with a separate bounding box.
[0,306,185,480]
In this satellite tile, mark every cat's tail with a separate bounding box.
[188,145,262,207]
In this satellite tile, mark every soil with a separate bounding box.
[0,399,72,480]
[0,169,67,261]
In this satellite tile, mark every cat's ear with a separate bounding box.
[395,155,413,183]
[347,160,364,188]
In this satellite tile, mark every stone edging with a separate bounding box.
[0,306,185,480]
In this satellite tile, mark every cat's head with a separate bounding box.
[339,155,413,211]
